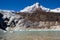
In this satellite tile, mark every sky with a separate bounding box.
[0,0,60,11]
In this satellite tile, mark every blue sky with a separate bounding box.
[0,0,60,11]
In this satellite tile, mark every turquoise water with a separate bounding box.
[0,30,60,40]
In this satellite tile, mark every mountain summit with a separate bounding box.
[20,2,50,13]
[20,2,60,13]
[20,2,40,13]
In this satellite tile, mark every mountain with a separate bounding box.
[20,2,60,13]
[0,2,60,31]
[20,2,50,13]
[20,3,40,13]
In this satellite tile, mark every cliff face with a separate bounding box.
[17,9,60,29]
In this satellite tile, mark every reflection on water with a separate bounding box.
[0,30,60,40]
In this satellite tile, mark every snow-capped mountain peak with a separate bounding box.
[20,2,51,13]
[20,2,60,13]
[34,2,40,8]
[20,2,40,13]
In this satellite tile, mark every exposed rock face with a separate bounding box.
[5,12,60,31]
[17,10,60,29]
[5,10,60,31]
[0,13,7,30]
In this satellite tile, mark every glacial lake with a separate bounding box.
[0,30,60,40]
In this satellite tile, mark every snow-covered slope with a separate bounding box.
[0,10,15,19]
[20,2,60,13]
[50,8,60,13]
[20,2,50,13]
[20,3,40,13]
[40,6,50,12]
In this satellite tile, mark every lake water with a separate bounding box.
[0,30,60,40]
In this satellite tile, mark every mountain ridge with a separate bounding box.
[0,2,60,13]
